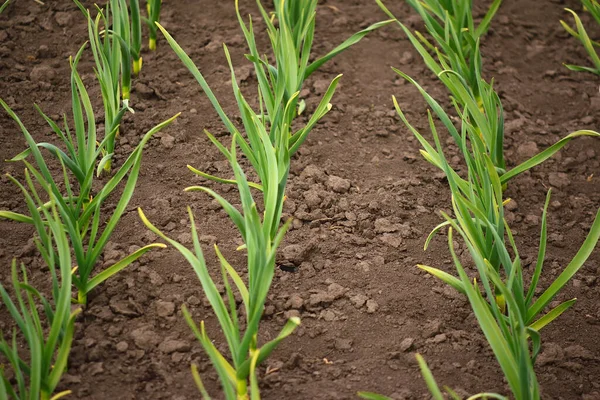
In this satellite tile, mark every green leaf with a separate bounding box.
[181,313,237,400]
[139,207,240,360]
[501,130,600,184]
[156,23,242,143]
[187,165,263,191]
[527,208,600,323]
[358,392,392,400]
[0,0,10,14]
[184,186,246,239]
[85,243,166,293]
[424,220,451,249]
[529,299,576,331]
[190,364,212,399]
[0,211,35,224]
[214,244,249,312]
[7,148,31,162]
[418,265,465,294]
[305,19,394,78]
[415,354,445,400]
[525,190,551,305]
[562,8,600,75]
[236,317,300,380]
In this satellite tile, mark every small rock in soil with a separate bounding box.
[308,291,335,307]
[156,300,176,317]
[159,339,191,354]
[103,245,122,264]
[548,172,570,188]
[235,65,253,84]
[199,235,218,244]
[285,309,301,319]
[187,295,201,306]
[380,234,403,248]
[285,352,302,369]
[116,341,129,352]
[357,261,370,272]
[301,164,326,182]
[148,270,165,286]
[304,190,322,208]
[334,338,353,351]
[525,214,540,225]
[432,333,447,343]
[161,134,175,149]
[321,309,336,321]
[399,50,414,65]
[400,337,414,352]
[374,218,398,233]
[134,82,156,98]
[88,305,114,321]
[422,319,442,338]
[285,294,304,310]
[328,283,347,299]
[130,325,161,350]
[366,299,379,313]
[537,342,565,366]
[177,232,193,244]
[281,243,313,265]
[517,141,539,159]
[264,305,275,316]
[349,294,368,308]
[107,326,122,337]
[505,199,518,211]
[61,374,82,384]
[313,79,332,95]
[30,64,56,83]
[300,261,315,277]
[583,393,600,400]
[84,362,104,376]
[372,255,385,266]
[504,116,526,133]
[54,12,73,27]
[549,232,564,246]
[327,175,351,193]
[109,299,141,317]
[590,94,600,111]
[564,345,594,360]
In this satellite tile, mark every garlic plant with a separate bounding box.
[148,0,390,397]
[561,0,600,75]
[0,48,178,305]
[0,195,80,400]
[145,0,162,50]
[140,138,299,399]
[375,0,600,397]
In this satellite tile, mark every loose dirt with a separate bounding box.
[1,0,599,399]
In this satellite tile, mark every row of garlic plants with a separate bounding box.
[0,0,174,397]
[72,0,164,172]
[150,0,390,396]
[361,0,600,399]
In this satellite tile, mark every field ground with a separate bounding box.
[1,0,599,398]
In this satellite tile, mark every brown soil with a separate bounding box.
[1,0,600,399]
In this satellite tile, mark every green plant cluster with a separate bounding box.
[361,1,600,399]
[0,0,598,399]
